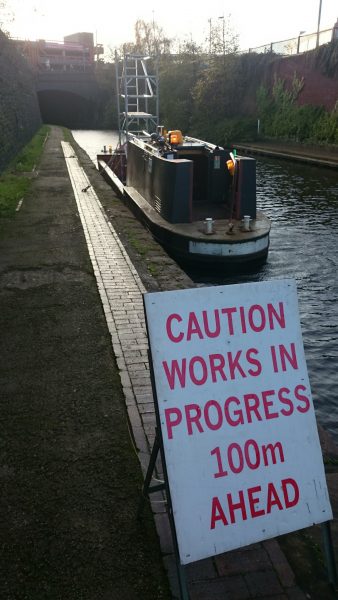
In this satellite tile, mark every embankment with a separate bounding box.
[0,30,41,173]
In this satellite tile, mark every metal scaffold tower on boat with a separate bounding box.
[115,52,159,144]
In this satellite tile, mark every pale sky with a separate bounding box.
[3,0,338,55]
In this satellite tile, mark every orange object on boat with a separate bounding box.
[168,130,183,145]
[226,159,235,176]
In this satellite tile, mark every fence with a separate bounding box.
[248,27,335,55]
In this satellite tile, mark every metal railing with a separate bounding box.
[248,27,335,55]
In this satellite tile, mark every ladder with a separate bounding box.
[115,52,159,144]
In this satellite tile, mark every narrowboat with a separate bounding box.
[97,52,270,268]
[97,130,270,267]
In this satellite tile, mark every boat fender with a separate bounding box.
[226,159,235,176]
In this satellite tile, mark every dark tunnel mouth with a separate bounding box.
[37,90,95,128]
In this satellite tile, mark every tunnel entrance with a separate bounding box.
[38,90,96,128]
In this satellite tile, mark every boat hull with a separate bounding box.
[98,158,270,268]
[123,184,270,267]
[98,128,271,269]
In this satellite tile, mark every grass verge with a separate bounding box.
[0,125,50,218]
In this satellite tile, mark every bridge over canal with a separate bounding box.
[14,33,106,127]
[36,70,101,128]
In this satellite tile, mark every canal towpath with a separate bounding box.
[232,140,338,169]
[0,125,337,600]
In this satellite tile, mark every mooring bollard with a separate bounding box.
[204,217,214,234]
[243,215,251,231]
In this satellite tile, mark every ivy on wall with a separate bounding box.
[156,42,338,147]
[257,74,338,143]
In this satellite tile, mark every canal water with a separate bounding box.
[72,130,338,442]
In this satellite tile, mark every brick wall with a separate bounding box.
[270,52,338,112]
[0,30,42,173]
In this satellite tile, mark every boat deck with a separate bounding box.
[192,202,229,221]
[126,186,270,242]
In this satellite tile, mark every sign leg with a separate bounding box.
[321,521,337,587]
[137,430,163,519]
[137,429,190,598]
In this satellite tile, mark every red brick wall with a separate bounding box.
[268,53,338,111]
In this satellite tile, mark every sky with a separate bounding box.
[2,0,338,55]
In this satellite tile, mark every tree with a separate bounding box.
[159,44,204,131]
[206,15,239,57]
[176,38,203,57]
[110,19,172,62]
[0,0,14,32]
[134,19,172,55]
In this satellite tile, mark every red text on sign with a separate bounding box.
[166,302,286,343]
[162,348,262,390]
[211,438,285,478]
[164,385,310,440]
[210,477,300,528]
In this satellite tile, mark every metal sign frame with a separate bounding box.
[139,311,190,599]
